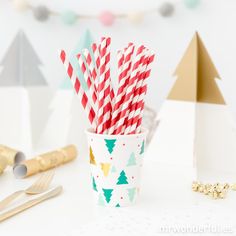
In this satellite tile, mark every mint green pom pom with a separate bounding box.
[184,0,200,9]
[61,10,77,25]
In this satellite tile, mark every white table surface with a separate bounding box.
[0,153,236,236]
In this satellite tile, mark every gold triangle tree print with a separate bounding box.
[168,32,225,105]
[101,163,111,177]
[89,146,96,165]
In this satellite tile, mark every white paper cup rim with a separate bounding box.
[85,127,148,139]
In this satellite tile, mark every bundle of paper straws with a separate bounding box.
[60,37,155,135]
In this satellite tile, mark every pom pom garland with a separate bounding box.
[128,12,144,24]
[33,5,50,22]
[99,11,115,26]
[10,0,201,26]
[184,0,200,9]
[12,0,28,12]
[61,10,77,25]
[158,2,175,17]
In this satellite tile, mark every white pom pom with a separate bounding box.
[128,12,144,24]
[12,0,28,12]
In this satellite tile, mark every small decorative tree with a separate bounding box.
[37,90,72,148]
[146,32,236,174]
[60,29,94,91]
[98,193,105,206]
[168,33,225,104]
[101,163,111,177]
[0,30,49,151]
[89,146,96,165]
[0,30,47,86]
[39,30,95,150]
[105,139,116,154]
[111,166,116,173]
[92,177,97,191]
[102,189,113,203]
[117,170,128,185]
[140,141,145,155]
[127,188,136,202]
[127,152,136,166]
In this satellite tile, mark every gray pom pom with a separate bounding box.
[159,2,175,17]
[33,5,49,22]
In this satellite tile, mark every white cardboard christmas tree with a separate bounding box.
[0,31,47,87]
[147,32,236,179]
[38,29,93,152]
[0,30,52,152]
[37,90,74,149]
[38,84,89,152]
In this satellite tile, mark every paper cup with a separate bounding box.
[86,128,148,207]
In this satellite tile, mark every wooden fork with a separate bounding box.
[0,170,54,211]
[0,186,63,223]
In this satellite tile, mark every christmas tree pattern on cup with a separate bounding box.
[86,129,147,207]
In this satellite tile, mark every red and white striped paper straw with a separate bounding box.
[97,37,112,134]
[124,49,150,134]
[91,43,100,91]
[82,48,99,111]
[117,49,124,82]
[105,39,115,115]
[60,50,97,130]
[83,48,97,93]
[131,53,155,133]
[77,53,97,109]
[108,43,135,134]
[110,45,146,134]
[60,38,154,135]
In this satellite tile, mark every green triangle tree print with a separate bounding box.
[98,193,105,206]
[127,188,136,202]
[102,189,113,203]
[140,140,145,154]
[111,166,116,173]
[127,152,136,166]
[105,139,116,154]
[92,177,97,191]
[117,170,128,185]
[116,203,120,207]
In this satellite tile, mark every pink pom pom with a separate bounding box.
[99,11,115,26]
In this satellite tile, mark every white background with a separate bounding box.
[1,2,236,234]
[1,0,236,114]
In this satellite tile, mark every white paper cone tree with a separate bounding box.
[38,86,90,151]
[0,30,47,86]
[41,29,94,152]
[0,30,50,152]
[147,32,236,180]
[29,87,54,150]
[61,29,95,151]
[66,96,90,153]
[37,90,74,149]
